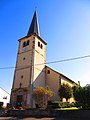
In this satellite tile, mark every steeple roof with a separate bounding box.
[27,10,40,36]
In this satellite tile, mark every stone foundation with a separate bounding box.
[6,109,90,119]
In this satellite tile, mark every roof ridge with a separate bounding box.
[45,65,77,84]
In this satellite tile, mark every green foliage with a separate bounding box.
[72,84,90,109]
[58,107,78,110]
[59,101,76,108]
[32,86,53,108]
[59,102,71,108]
[47,101,75,109]
[58,83,72,101]
[47,101,60,109]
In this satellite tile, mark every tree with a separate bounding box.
[32,86,53,108]
[58,83,72,102]
[72,84,90,109]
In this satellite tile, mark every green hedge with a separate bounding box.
[47,101,75,109]
[47,101,60,109]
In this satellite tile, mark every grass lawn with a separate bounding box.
[56,107,79,110]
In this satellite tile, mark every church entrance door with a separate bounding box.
[16,95,23,108]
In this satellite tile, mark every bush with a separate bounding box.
[47,101,60,109]
[32,86,53,108]
[58,83,72,102]
[47,101,75,109]
[70,102,75,107]
[59,102,71,108]
[72,85,90,109]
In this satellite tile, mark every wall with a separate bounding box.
[6,109,90,119]
[33,36,46,88]
[46,67,60,100]
[46,66,75,102]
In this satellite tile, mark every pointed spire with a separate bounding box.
[27,10,40,36]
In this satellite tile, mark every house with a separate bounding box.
[0,87,10,107]
[10,11,76,108]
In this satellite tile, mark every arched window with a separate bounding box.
[38,41,40,47]
[41,44,43,49]
[23,41,26,47]
[27,40,29,46]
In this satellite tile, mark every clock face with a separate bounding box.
[24,46,27,52]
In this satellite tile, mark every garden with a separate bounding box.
[32,84,90,110]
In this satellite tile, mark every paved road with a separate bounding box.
[0,117,55,120]
[0,117,89,120]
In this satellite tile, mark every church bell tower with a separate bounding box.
[10,11,47,108]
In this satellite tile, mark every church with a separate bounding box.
[10,11,76,108]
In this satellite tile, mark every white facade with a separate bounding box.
[0,87,10,107]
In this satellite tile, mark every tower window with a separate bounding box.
[23,40,30,47]
[41,44,43,49]
[23,41,26,47]
[38,42,40,47]
[47,70,50,74]
[38,41,43,49]
[27,40,29,45]
[21,75,23,79]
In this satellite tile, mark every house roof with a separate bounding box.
[0,87,10,95]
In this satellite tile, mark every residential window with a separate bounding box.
[3,96,7,99]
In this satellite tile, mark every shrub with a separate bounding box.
[59,102,71,108]
[32,86,53,108]
[58,83,72,102]
[72,84,90,109]
[47,101,60,109]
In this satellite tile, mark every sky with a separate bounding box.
[0,0,90,93]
